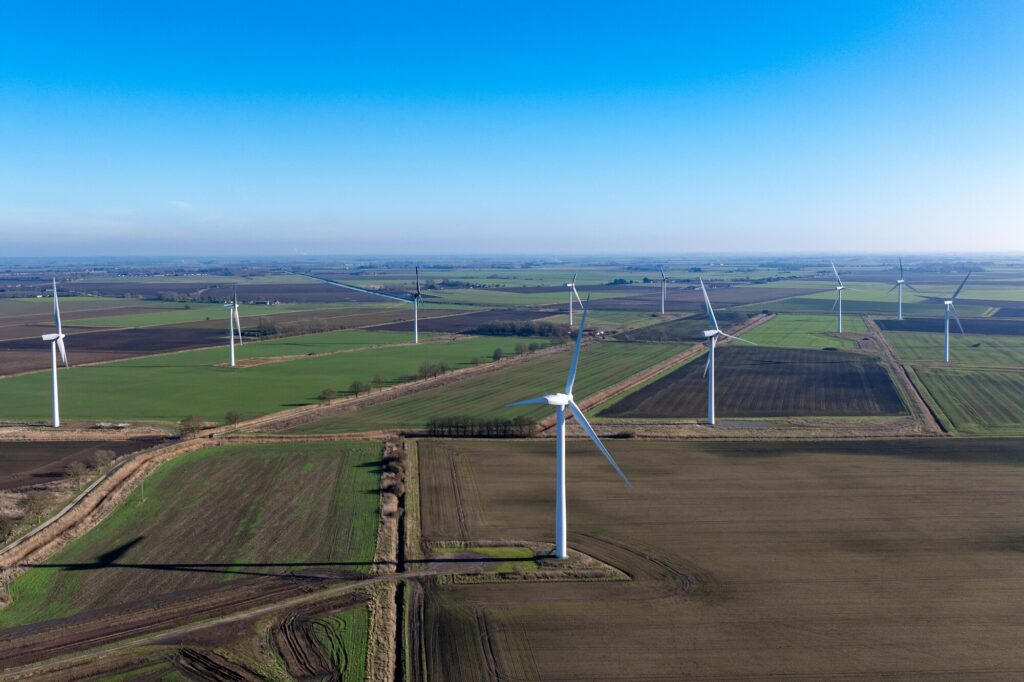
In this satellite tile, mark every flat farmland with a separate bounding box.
[912,366,1024,435]
[746,296,991,318]
[590,285,821,312]
[0,440,381,627]
[0,439,164,490]
[600,346,905,418]
[0,333,523,424]
[616,312,753,342]
[416,438,1024,679]
[885,331,1024,367]
[289,341,682,433]
[740,313,867,348]
[877,317,1024,336]
[371,308,551,333]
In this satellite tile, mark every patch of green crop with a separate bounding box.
[741,314,866,349]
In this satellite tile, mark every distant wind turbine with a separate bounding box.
[508,299,632,559]
[887,257,921,321]
[566,272,584,327]
[300,270,426,343]
[831,262,845,333]
[699,279,755,425]
[224,290,243,367]
[657,266,668,315]
[942,272,971,363]
[41,279,69,427]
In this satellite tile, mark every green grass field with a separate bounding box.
[0,332,524,424]
[885,331,1024,367]
[912,367,1024,435]
[289,340,681,433]
[311,605,370,679]
[741,314,866,349]
[63,301,382,328]
[0,441,381,627]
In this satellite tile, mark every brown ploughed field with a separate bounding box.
[416,438,1024,680]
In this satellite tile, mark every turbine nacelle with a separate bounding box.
[897,279,905,284]
[702,329,719,338]
[835,285,845,291]
[545,392,572,406]
[944,300,954,306]
[41,333,65,342]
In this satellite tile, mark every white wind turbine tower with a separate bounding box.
[224,290,243,367]
[831,262,846,333]
[41,279,69,428]
[658,266,668,315]
[300,269,425,343]
[508,300,632,559]
[566,272,584,327]
[888,257,922,321]
[699,279,755,426]
[942,272,971,363]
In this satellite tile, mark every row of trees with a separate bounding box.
[466,321,569,339]
[425,415,537,438]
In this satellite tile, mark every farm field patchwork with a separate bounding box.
[0,440,381,627]
[876,317,1024,336]
[740,313,866,349]
[288,341,682,433]
[600,346,905,418]
[911,366,1024,435]
[415,438,1024,679]
[0,439,163,491]
[0,333,523,424]
[616,311,753,343]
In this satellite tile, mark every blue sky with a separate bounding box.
[1,1,1021,255]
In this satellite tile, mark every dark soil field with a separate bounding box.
[372,308,551,333]
[876,317,1024,335]
[600,346,905,418]
[0,307,173,342]
[0,439,164,490]
[617,311,754,342]
[0,325,227,375]
[416,438,1024,680]
[589,285,821,312]
[0,440,382,628]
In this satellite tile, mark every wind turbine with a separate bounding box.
[566,272,584,327]
[300,270,425,343]
[224,290,243,368]
[41,279,69,427]
[887,257,922,321]
[831,261,845,333]
[657,266,668,315]
[508,300,632,559]
[942,272,971,363]
[699,279,755,425]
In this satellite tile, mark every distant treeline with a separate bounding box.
[464,321,570,339]
[424,415,537,438]
[256,316,347,337]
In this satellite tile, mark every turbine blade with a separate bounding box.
[565,296,589,394]
[298,273,412,303]
[951,271,971,300]
[571,271,577,285]
[950,303,965,335]
[899,256,904,280]
[416,266,421,296]
[568,401,632,489]
[699,278,719,330]
[720,332,757,345]
[658,266,666,280]
[573,286,585,308]
[234,307,243,344]
[887,283,899,294]
[831,261,843,287]
[506,396,548,407]
[831,291,839,312]
[905,283,924,294]
[703,350,711,378]
[52,279,63,335]
[56,336,68,367]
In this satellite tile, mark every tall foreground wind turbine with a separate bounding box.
[657,266,668,315]
[942,272,971,363]
[566,272,584,327]
[41,279,69,427]
[831,262,845,333]
[224,291,243,368]
[888,257,921,321]
[699,279,755,425]
[300,270,425,343]
[508,300,632,559]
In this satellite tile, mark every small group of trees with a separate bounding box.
[63,449,116,489]
[178,415,207,438]
[318,372,390,403]
[466,321,569,339]
[255,316,347,338]
[425,415,536,438]
[418,361,451,379]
